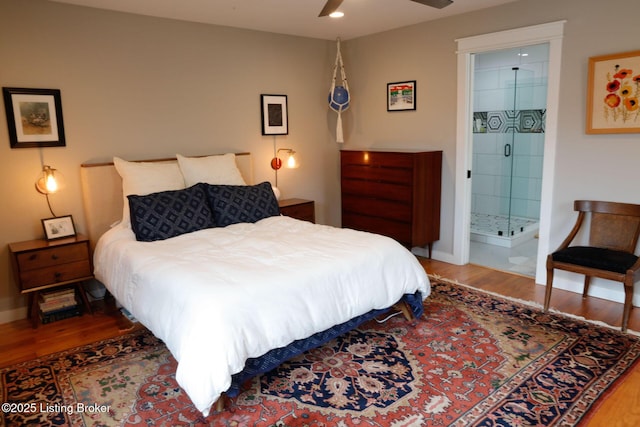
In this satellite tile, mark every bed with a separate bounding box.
[80,152,430,416]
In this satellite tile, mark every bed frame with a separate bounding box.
[79,151,423,413]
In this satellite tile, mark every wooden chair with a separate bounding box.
[544,200,640,332]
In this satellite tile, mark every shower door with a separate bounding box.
[499,66,544,237]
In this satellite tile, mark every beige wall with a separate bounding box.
[0,0,338,320]
[2,0,640,320]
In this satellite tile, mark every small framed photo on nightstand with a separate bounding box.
[42,215,76,240]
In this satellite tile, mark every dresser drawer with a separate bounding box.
[341,165,413,185]
[341,150,414,168]
[341,179,413,203]
[342,197,412,222]
[342,213,412,246]
[19,260,93,290]
[16,243,89,271]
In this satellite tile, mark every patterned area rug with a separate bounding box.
[2,278,640,426]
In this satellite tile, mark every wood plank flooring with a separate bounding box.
[1,259,638,425]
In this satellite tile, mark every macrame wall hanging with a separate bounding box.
[328,38,350,143]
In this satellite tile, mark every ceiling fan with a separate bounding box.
[319,0,453,17]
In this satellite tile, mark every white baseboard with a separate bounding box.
[546,274,639,307]
[412,247,458,264]
[0,306,27,324]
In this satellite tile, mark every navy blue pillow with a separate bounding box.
[128,183,215,242]
[205,181,280,227]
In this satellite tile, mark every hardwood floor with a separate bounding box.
[1,259,638,425]
[0,295,142,368]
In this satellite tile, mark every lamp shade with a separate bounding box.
[35,165,65,194]
[286,151,298,168]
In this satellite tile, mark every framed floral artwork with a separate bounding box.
[586,50,640,134]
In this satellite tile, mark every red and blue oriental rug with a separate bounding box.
[1,278,639,426]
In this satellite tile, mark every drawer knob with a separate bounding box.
[51,254,59,260]
[29,254,37,261]
[54,272,62,281]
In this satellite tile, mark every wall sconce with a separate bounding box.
[35,165,65,216]
[270,148,298,171]
[270,148,298,198]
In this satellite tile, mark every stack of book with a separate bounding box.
[39,288,81,324]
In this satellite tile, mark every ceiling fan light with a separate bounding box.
[329,11,344,18]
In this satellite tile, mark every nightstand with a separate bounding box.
[9,234,94,327]
[279,198,315,223]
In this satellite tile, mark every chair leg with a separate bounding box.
[583,276,592,298]
[544,261,554,312]
[621,278,634,333]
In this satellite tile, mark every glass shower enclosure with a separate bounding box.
[471,44,547,248]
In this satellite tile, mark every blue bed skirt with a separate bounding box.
[227,291,424,397]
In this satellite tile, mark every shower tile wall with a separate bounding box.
[472,45,548,221]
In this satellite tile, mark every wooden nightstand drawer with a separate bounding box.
[16,243,89,271]
[279,198,315,223]
[19,260,93,290]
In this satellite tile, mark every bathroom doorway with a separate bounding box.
[452,21,565,283]
[469,45,549,276]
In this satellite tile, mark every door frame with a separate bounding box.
[452,21,566,284]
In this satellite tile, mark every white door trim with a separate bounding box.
[453,21,566,285]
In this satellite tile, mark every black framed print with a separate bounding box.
[387,81,417,112]
[261,94,288,135]
[42,215,76,241]
[2,87,66,148]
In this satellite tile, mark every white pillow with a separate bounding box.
[176,153,246,187]
[113,157,186,225]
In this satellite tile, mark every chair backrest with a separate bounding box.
[575,200,640,253]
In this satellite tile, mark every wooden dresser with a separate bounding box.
[340,149,442,257]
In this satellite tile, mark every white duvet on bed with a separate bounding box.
[94,215,430,415]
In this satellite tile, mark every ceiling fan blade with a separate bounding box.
[319,0,344,17]
[410,0,454,9]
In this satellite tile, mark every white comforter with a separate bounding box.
[94,215,430,415]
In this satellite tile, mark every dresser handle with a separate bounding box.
[29,254,37,261]
[51,254,59,260]
[54,272,62,281]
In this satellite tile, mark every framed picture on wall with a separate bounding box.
[260,94,288,135]
[2,87,66,148]
[387,81,416,111]
[586,50,640,134]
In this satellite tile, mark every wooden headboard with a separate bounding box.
[80,152,253,248]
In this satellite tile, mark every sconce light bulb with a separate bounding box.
[45,173,58,193]
[287,154,297,168]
